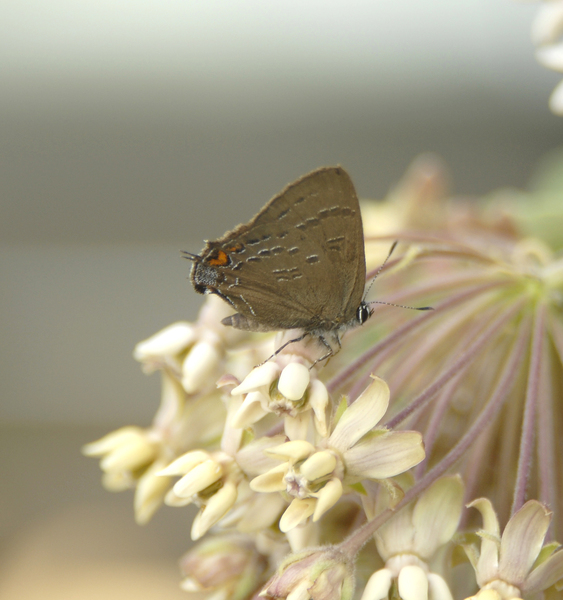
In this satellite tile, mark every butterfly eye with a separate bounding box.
[357,303,371,325]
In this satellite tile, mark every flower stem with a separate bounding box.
[511,303,546,515]
[385,300,524,430]
[537,318,557,535]
[414,372,462,478]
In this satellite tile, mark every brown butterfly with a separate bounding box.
[184,167,430,360]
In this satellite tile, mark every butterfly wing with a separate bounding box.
[191,166,366,333]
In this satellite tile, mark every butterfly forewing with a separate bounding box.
[191,166,366,333]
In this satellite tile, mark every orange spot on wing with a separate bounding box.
[208,250,230,266]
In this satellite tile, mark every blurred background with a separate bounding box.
[1,1,562,598]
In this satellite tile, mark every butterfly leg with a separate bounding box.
[258,332,310,365]
[308,335,339,369]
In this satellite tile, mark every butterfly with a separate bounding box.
[183,167,430,361]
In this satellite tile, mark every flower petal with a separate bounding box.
[329,376,390,451]
[278,362,310,400]
[467,498,501,585]
[250,463,288,493]
[82,426,146,456]
[279,498,316,532]
[312,478,342,521]
[427,573,453,600]
[182,340,222,393]
[375,503,416,561]
[231,390,269,428]
[158,450,210,476]
[235,434,288,476]
[154,371,186,426]
[308,562,352,600]
[134,462,172,525]
[266,440,315,462]
[412,475,464,558]
[285,522,319,553]
[361,569,393,600]
[344,430,424,480]
[498,500,551,584]
[397,565,428,600]
[191,480,238,540]
[301,451,337,481]
[100,436,156,473]
[164,488,193,507]
[231,362,280,395]
[133,322,195,360]
[101,471,131,492]
[285,413,311,442]
[523,546,563,593]
[235,493,287,533]
[173,459,222,498]
[309,379,329,437]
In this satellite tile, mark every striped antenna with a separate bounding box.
[364,241,433,311]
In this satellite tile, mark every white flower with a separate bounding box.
[159,449,242,540]
[133,459,174,525]
[158,430,287,540]
[231,357,330,439]
[133,321,196,363]
[81,367,229,524]
[463,498,563,599]
[82,426,159,485]
[250,377,425,532]
[134,295,246,394]
[82,425,174,524]
[362,475,464,600]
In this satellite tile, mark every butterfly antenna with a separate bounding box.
[363,240,398,300]
[368,300,434,311]
[181,250,200,262]
[364,241,434,312]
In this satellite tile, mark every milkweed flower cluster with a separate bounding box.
[85,153,563,599]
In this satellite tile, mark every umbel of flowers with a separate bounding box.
[84,154,563,599]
